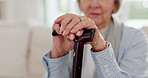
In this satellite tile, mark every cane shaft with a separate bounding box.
[72,42,84,78]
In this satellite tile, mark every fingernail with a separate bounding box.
[62,31,66,35]
[69,34,75,40]
[76,31,82,36]
[71,29,74,33]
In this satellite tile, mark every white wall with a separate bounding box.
[1,0,44,25]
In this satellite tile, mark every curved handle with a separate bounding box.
[52,29,95,43]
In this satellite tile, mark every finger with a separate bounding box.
[76,30,83,36]
[54,15,65,24]
[62,17,80,36]
[68,33,75,40]
[71,20,95,33]
[52,24,61,34]
[54,14,76,24]
[60,17,73,34]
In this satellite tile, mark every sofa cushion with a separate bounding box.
[0,26,30,77]
[29,26,52,76]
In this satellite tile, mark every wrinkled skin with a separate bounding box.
[51,0,117,58]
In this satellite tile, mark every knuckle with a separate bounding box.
[61,20,67,26]
[65,27,71,31]
[52,26,57,29]
[67,13,77,17]
[73,18,79,23]
[65,13,73,16]
[83,21,89,26]
[52,24,56,28]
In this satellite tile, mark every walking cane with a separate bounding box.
[52,29,95,78]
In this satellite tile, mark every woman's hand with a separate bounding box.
[51,14,106,58]
[51,23,75,59]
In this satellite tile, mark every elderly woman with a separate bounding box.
[42,0,148,78]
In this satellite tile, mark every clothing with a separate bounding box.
[42,17,148,78]
[81,18,122,78]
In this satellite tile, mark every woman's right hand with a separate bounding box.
[51,23,75,59]
[51,14,83,59]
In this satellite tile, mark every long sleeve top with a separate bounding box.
[42,25,148,78]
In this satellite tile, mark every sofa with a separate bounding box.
[0,23,147,78]
[0,23,52,78]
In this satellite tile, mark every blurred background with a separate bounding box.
[0,0,147,78]
[0,0,148,28]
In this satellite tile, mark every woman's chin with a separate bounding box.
[91,17,103,24]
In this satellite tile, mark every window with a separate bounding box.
[0,1,5,20]
[125,0,148,28]
[44,0,78,26]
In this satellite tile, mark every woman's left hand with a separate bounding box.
[54,13,106,51]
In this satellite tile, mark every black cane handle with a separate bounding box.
[74,29,95,42]
[52,29,95,42]
[52,30,59,36]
